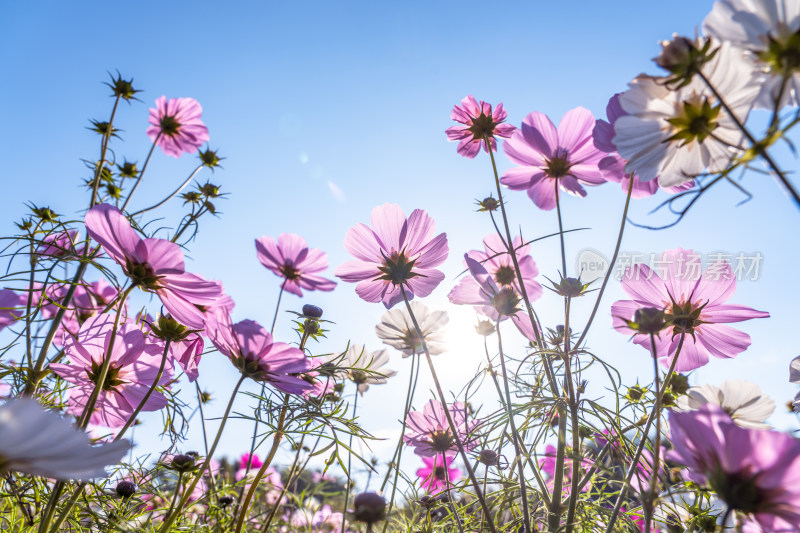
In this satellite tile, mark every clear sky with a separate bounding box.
[2,0,798,493]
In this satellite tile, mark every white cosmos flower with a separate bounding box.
[704,0,800,108]
[374,300,448,357]
[0,399,129,480]
[789,355,800,412]
[614,40,761,187]
[328,344,397,395]
[672,379,775,429]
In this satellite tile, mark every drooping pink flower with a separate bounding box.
[448,255,538,342]
[146,96,210,158]
[36,230,85,258]
[445,96,516,158]
[255,233,336,297]
[611,248,769,372]
[206,312,313,394]
[50,314,170,428]
[0,289,24,331]
[139,313,205,382]
[85,203,223,329]
[416,454,461,492]
[404,399,479,457]
[593,94,694,198]
[501,107,607,210]
[335,204,448,309]
[668,404,800,532]
[41,280,121,347]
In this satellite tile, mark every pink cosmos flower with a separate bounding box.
[416,454,461,492]
[445,96,516,158]
[0,289,24,331]
[448,255,538,342]
[593,94,694,198]
[139,313,205,382]
[235,453,264,481]
[36,230,90,258]
[206,312,313,394]
[404,399,479,457]
[611,248,769,372]
[146,96,210,158]
[335,204,448,309]
[85,203,223,329]
[501,107,607,210]
[539,444,593,499]
[668,404,800,532]
[255,233,336,297]
[50,314,170,428]
[42,280,121,347]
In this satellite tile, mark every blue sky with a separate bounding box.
[2,0,798,492]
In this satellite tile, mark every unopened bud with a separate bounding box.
[115,481,137,498]
[353,492,386,524]
[302,304,323,318]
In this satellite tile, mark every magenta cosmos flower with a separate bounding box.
[50,314,170,428]
[255,233,336,297]
[501,107,607,210]
[593,94,694,198]
[0,289,24,332]
[335,204,448,309]
[611,248,769,372]
[206,312,312,394]
[146,96,210,158]
[449,255,538,342]
[404,399,479,457]
[445,95,516,158]
[669,404,800,532]
[416,454,461,493]
[85,203,223,329]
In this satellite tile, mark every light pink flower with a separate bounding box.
[501,107,607,210]
[206,312,312,394]
[146,96,209,158]
[0,289,24,331]
[593,94,694,198]
[255,233,336,297]
[50,314,170,428]
[404,399,479,457]
[416,454,461,492]
[335,204,448,309]
[668,404,800,532]
[611,248,769,372]
[448,255,538,342]
[36,230,92,258]
[445,96,516,158]
[42,280,121,347]
[139,313,205,382]
[85,203,223,329]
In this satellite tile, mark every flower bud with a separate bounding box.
[654,35,716,88]
[630,307,667,334]
[199,148,223,169]
[490,286,521,316]
[478,449,499,466]
[115,481,137,499]
[218,495,234,507]
[302,304,323,318]
[105,72,140,101]
[476,196,500,212]
[171,454,196,472]
[149,314,194,342]
[353,492,386,524]
[667,373,690,395]
[550,275,589,298]
[475,320,495,336]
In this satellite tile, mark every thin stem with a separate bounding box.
[341,392,359,533]
[604,334,686,533]
[496,319,532,533]
[90,95,121,208]
[564,297,582,533]
[400,286,498,533]
[442,451,466,533]
[645,334,663,533]
[573,182,633,351]
[259,432,308,532]
[158,374,246,532]
[696,69,800,209]
[130,164,204,216]
[24,221,44,372]
[166,472,185,520]
[554,181,567,275]
[233,396,291,533]
[120,137,160,212]
[115,339,171,439]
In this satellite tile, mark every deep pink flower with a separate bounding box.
[593,94,694,198]
[206,312,312,394]
[448,255,538,342]
[404,399,479,457]
[85,203,223,329]
[335,204,448,309]
[235,453,264,481]
[416,454,461,492]
[255,233,336,297]
[445,96,516,158]
[501,107,607,210]
[0,289,24,331]
[50,314,170,428]
[668,404,800,532]
[611,248,769,372]
[146,96,209,158]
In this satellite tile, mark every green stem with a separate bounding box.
[158,374,246,532]
[340,392,359,533]
[115,339,171,439]
[130,164,204,216]
[120,137,159,212]
[400,286,498,533]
